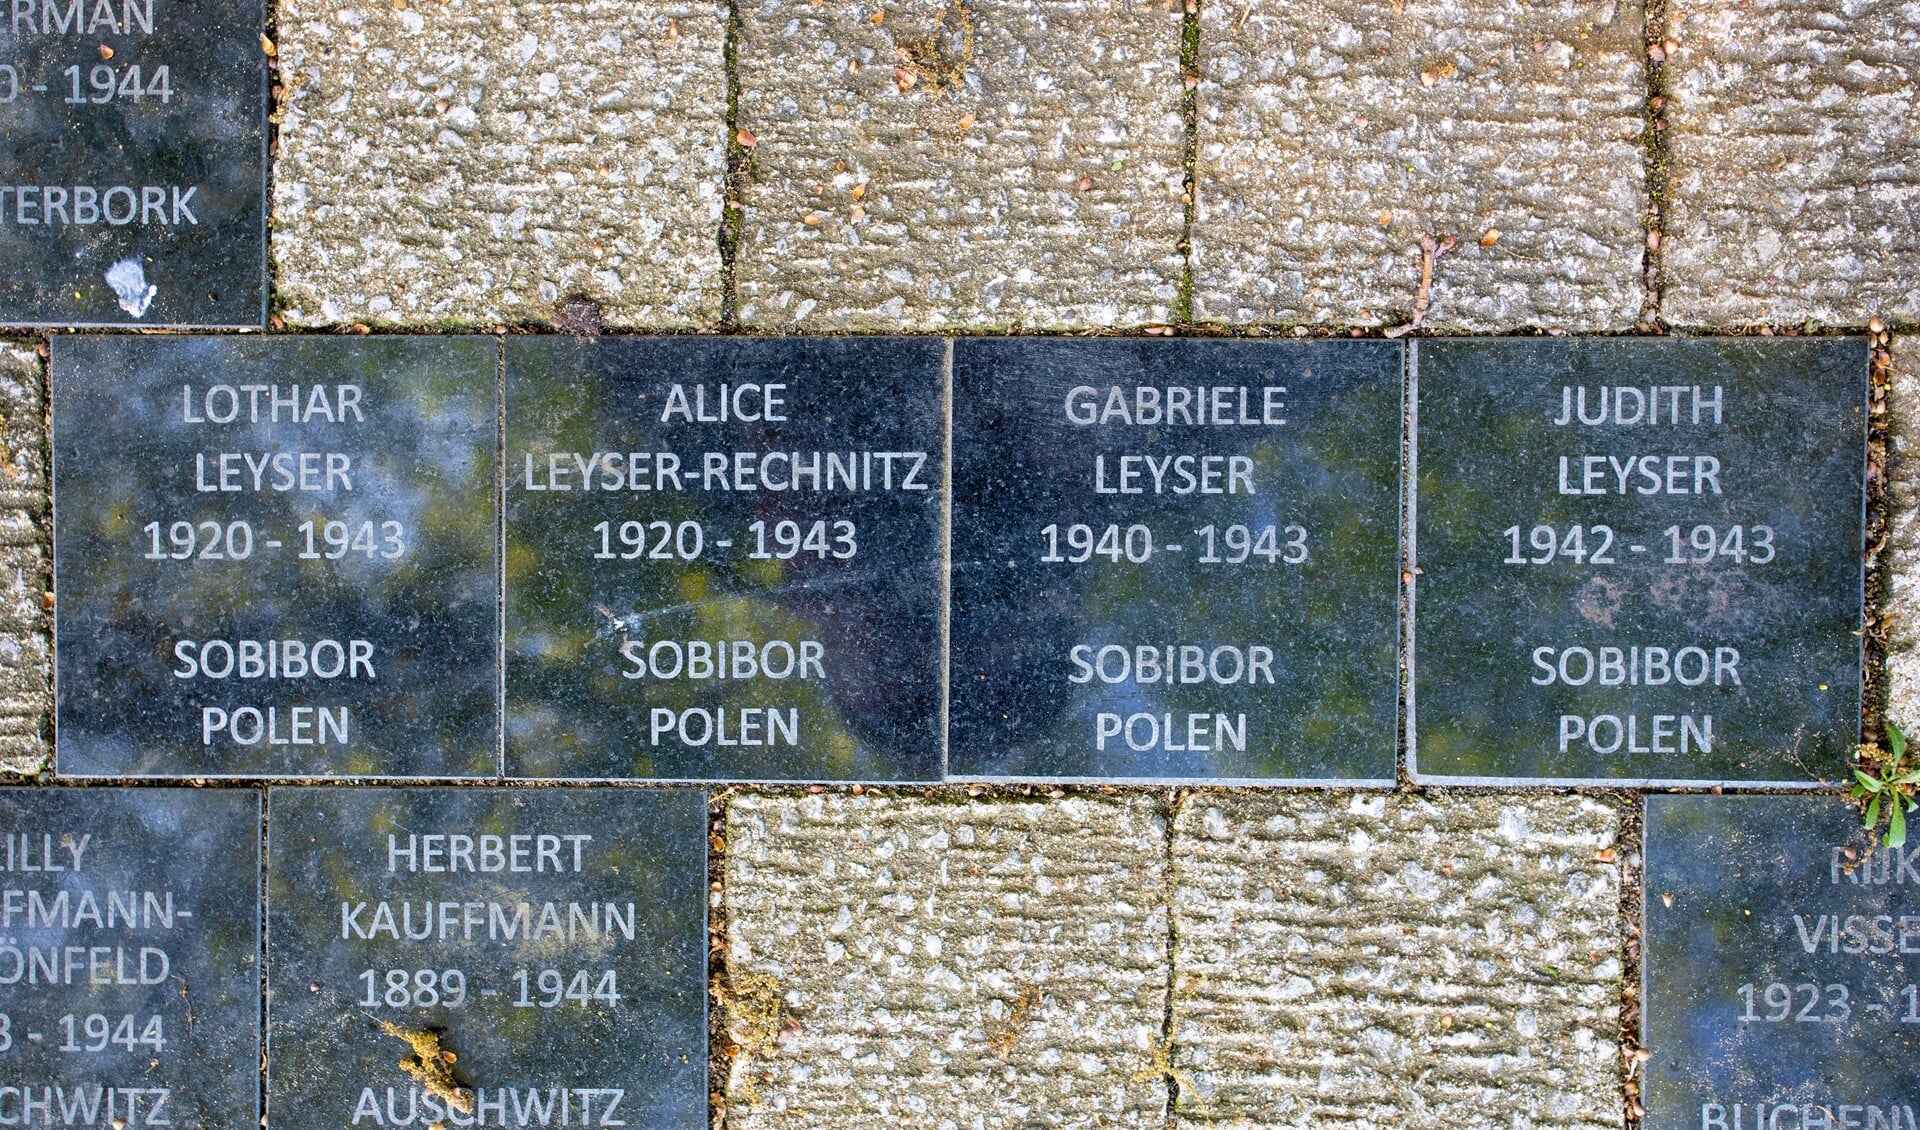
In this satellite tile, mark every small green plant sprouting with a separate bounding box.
[1853,722,1920,847]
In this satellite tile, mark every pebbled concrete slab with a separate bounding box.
[0,342,46,777]
[1191,0,1647,331]
[722,792,1171,1128]
[733,0,1187,330]
[1170,791,1624,1129]
[1886,338,1920,728]
[1662,0,1920,327]
[272,0,726,329]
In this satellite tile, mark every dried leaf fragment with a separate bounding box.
[894,66,916,92]
[260,33,277,56]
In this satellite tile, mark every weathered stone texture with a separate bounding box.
[1192,0,1646,330]
[1170,792,1623,1129]
[734,0,1187,329]
[1663,0,1920,326]
[1885,338,1920,727]
[0,343,47,777]
[723,793,1170,1128]
[272,0,725,328]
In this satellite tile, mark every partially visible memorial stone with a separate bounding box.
[0,787,260,1129]
[266,787,708,1130]
[1414,338,1864,783]
[53,336,499,778]
[1643,794,1919,1130]
[0,0,265,327]
[505,337,944,781]
[949,338,1401,781]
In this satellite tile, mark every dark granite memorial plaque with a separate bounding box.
[1644,794,1919,1130]
[0,787,260,1129]
[265,787,707,1130]
[505,337,944,781]
[53,336,499,778]
[0,0,265,326]
[1414,338,1864,784]
[949,338,1401,782]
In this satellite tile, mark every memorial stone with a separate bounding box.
[1642,794,1920,1130]
[265,787,709,1130]
[0,0,264,327]
[505,337,945,781]
[949,338,1402,781]
[0,787,261,1130]
[1414,338,1865,783]
[53,336,499,778]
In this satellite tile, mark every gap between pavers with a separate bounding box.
[720,789,1626,1129]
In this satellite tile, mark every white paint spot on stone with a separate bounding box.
[103,258,155,318]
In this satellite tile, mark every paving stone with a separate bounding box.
[272,0,726,328]
[1884,337,1920,727]
[1191,0,1646,331]
[733,0,1187,330]
[1170,791,1624,1129]
[1662,0,1920,327]
[723,793,1171,1128]
[0,342,46,776]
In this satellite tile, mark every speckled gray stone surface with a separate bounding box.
[1885,338,1920,727]
[1192,0,1646,331]
[723,793,1171,1127]
[1170,792,1624,1129]
[0,342,47,776]
[733,0,1187,330]
[1663,0,1920,327]
[272,0,726,328]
